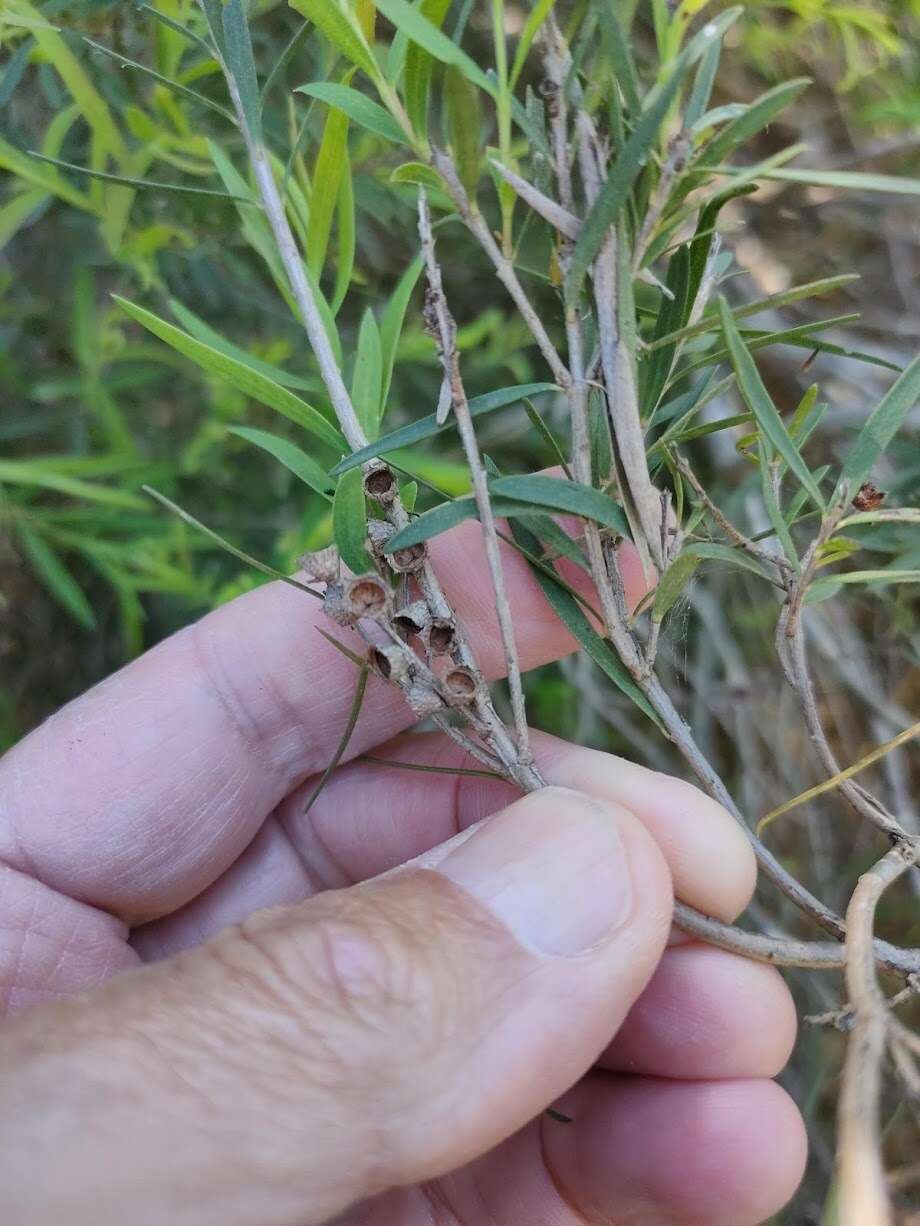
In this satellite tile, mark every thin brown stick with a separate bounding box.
[417,190,533,765]
[673,901,920,977]
[671,448,792,580]
[837,842,919,1226]
[431,150,571,391]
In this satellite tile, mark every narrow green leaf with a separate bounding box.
[261,19,311,107]
[351,308,383,438]
[509,0,556,90]
[114,297,344,451]
[839,354,920,491]
[330,382,557,474]
[168,298,319,392]
[385,496,479,550]
[508,519,662,727]
[380,254,424,406]
[294,81,408,143]
[658,411,753,452]
[701,79,810,167]
[404,0,452,137]
[0,188,48,251]
[685,33,721,128]
[758,447,800,570]
[27,152,248,201]
[0,459,144,508]
[144,486,322,598]
[389,161,447,196]
[649,275,858,353]
[303,259,345,367]
[488,474,630,537]
[515,512,590,573]
[684,182,757,301]
[383,495,593,554]
[138,3,216,59]
[683,541,778,583]
[288,0,380,81]
[16,0,124,157]
[0,35,33,108]
[444,64,481,197]
[523,399,572,479]
[653,551,701,620]
[332,151,356,315]
[316,626,367,667]
[0,136,91,209]
[569,74,686,300]
[308,101,350,278]
[807,569,920,604]
[718,298,825,511]
[374,0,495,97]
[642,245,691,416]
[596,0,639,112]
[200,0,229,56]
[732,166,920,198]
[16,523,95,629]
[568,7,740,300]
[333,466,374,573]
[81,38,236,124]
[223,0,261,137]
[840,509,920,530]
[229,426,334,499]
[671,315,880,387]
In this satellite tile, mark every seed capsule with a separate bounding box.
[369,644,410,683]
[426,618,457,657]
[389,541,428,574]
[393,600,431,640]
[297,545,340,584]
[363,462,398,506]
[444,666,478,704]
[342,574,390,619]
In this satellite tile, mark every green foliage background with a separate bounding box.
[1,4,919,1217]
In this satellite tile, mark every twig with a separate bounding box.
[777,612,903,840]
[431,149,572,391]
[837,842,920,1226]
[645,672,849,938]
[489,158,580,239]
[209,5,539,794]
[673,900,920,977]
[574,111,664,573]
[417,190,532,764]
[670,448,792,580]
[633,130,691,272]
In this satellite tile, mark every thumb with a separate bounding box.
[0,787,672,1226]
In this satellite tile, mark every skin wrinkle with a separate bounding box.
[278,789,360,895]
[268,812,333,899]
[0,866,134,1014]
[3,886,38,1016]
[538,1111,609,1226]
[188,617,309,786]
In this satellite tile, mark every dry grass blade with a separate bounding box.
[757,719,920,837]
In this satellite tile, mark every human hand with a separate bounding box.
[0,523,805,1225]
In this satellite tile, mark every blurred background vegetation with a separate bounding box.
[1,2,919,1220]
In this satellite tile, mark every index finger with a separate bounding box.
[0,522,650,920]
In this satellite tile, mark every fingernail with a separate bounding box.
[435,788,634,956]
